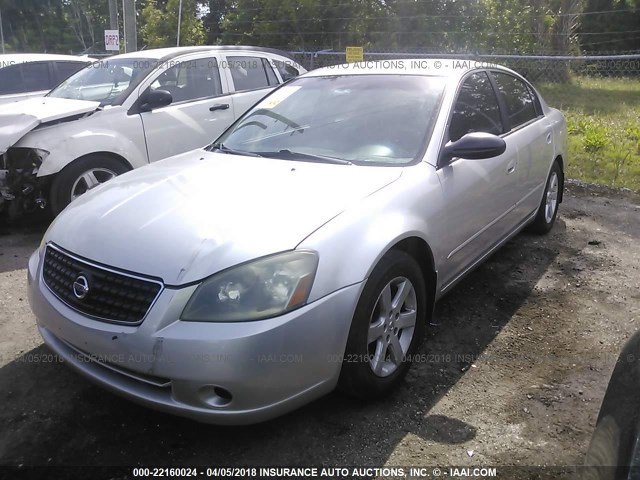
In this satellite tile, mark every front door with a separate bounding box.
[139,55,235,162]
[436,71,521,289]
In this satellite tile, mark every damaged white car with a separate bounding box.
[0,46,304,217]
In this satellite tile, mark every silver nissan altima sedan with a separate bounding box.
[27,60,567,424]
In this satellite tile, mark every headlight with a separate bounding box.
[181,251,318,322]
[6,147,50,170]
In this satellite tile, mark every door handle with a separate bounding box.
[209,103,229,112]
[546,132,553,144]
[506,160,517,174]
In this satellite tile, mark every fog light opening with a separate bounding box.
[199,385,233,408]
[214,387,232,402]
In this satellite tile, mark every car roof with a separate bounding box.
[0,53,90,64]
[304,58,518,80]
[113,46,297,62]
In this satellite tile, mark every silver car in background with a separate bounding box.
[27,60,567,424]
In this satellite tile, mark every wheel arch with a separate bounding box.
[554,154,565,203]
[386,236,438,325]
[48,151,134,215]
[63,151,134,173]
[30,125,149,178]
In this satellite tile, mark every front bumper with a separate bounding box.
[27,249,363,425]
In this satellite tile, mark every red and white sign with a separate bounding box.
[104,30,120,51]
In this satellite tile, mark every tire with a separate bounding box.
[526,160,563,235]
[338,250,427,399]
[50,154,130,216]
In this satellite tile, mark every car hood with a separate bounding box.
[0,97,100,154]
[46,151,403,285]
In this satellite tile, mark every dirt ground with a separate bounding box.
[0,182,639,478]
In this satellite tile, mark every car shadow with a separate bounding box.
[0,219,593,466]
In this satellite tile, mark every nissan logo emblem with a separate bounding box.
[73,275,90,300]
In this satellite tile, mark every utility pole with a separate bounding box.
[108,0,118,30]
[177,0,183,47]
[0,8,5,55]
[122,0,137,53]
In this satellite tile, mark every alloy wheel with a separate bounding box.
[367,276,417,377]
[71,168,118,200]
[545,171,559,223]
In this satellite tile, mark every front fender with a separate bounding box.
[299,164,446,303]
[12,111,148,177]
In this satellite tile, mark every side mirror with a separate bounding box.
[138,89,173,112]
[441,132,506,163]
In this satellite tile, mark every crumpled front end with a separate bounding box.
[0,98,101,218]
[0,147,50,217]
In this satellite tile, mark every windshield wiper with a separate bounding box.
[256,149,352,165]
[208,143,263,157]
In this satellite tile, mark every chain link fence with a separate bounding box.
[289,50,640,81]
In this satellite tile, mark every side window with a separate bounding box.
[449,72,503,142]
[21,62,51,91]
[55,61,88,85]
[227,56,271,91]
[151,57,222,103]
[262,58,279,85]
[0,64,22,94]
[528,84,543,116]
[492,72,538,129]
[273,60,299,81]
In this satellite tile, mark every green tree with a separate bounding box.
[140,0,206,48]
[579,0,640,52]
[202,0,227,44]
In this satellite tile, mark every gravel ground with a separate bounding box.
[0,182,639,478]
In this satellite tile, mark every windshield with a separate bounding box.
[214,74,446,165]
[48,58,153,106]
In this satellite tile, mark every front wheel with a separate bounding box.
[339,250,427,399]
[527,161,563,234]
[50,155,130,216]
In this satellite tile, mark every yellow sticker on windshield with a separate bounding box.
[258,86,301,109]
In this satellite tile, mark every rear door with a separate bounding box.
[436,71,522,289]
[220,53,281,117]
[490,71,553,219]
[139,53,235,162]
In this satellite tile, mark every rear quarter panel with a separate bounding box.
[547,107,568,166]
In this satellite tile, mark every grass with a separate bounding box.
[537,77,640,191]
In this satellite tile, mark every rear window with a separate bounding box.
[263,59,279,85]
[21,62,51,91]
[0,64,23,94]
[55,61,88,84]
[227,56,272,91]
[274,60,300,81]
[0,62,51,94]
[491,72,538,129]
